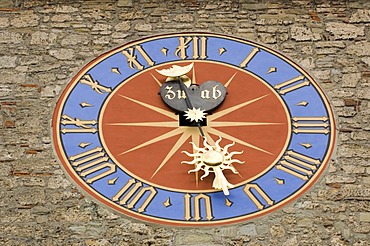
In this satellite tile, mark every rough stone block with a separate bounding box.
[347,41,370,57]
[173,14,194,23]
[0,0,13,8]
[349,9,370,23]
[220,226,237,237]
[0,17,10,28]
[342,73,361,88]
[269,224,285,237]
[61,33,89,46]
[134,23,152,32]
[49,49,75,60]
[50,13,72,22]
[312,70,331,81]
[238,223,257,236]
[175,232,215,245]
[0,56,16,68]
[357,87,370,100]
[290,24,321,41]
[337,144,370,158]
[114,21,130,32]
[10,11,39,27]
[55,5,79,13]
[0,85,13,98]
[30,31,57,45]
[359,213,370,222]
[92,23,112,32]
[117,0,133,7]
[16,188,46,206]
[326,22,365,39]
[257,33,277,44]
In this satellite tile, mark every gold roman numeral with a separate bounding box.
[276,150,321,180]
[184,193,213,221]
[274,75,310,95]
[69,147,116,184]
[175,36,207,60]
[292,116,330,134]
[112,179,157,213]
[122,45,155,70]
[239,47,260,68]
[79,74,112,94]
[244,183,274,210]
[60,114,97,134]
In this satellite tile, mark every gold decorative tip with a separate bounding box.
[108,177,118,185]
[163,197,171,207]
[300,143,312,149]
[78,142,91,148]
[296,101,309,106]
[161,47,168,56]
[267,67,277,74]
[80,102,93,108]
[225,198,233,207]
[219,47,226,55]
[224,72,237,88]
[111,67,121,74]
[274,177,285,185]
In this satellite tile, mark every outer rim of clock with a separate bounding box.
[51,32,337,226]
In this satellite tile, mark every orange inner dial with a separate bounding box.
[99,62,290,192]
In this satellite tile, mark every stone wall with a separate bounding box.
[0,0,369,245]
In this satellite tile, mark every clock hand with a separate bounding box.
[176,76,206,138]
[182,137,244,196]
[156,63,206,138]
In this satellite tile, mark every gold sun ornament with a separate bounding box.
[182,137,245,195]
[184,108,207,122]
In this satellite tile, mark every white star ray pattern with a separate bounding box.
[204,127,273,155]
[107,72,283,178]
[118,128,183,156]
[191,129,201,187]
[118,94,178,120]
[150,131,192,179]
[208,94,270,121]
[107,122,178,127]
[210,122,283,127]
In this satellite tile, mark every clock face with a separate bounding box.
[52,33,336,226]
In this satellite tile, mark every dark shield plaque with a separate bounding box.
[159,80,227,113]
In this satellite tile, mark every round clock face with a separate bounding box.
[52,33,336,226]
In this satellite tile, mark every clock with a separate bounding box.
[52,32,336,226]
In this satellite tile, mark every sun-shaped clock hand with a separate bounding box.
[182,137,244,195]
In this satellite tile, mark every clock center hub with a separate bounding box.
[202,150,224,166]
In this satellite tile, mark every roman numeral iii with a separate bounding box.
[292,116,330,134]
